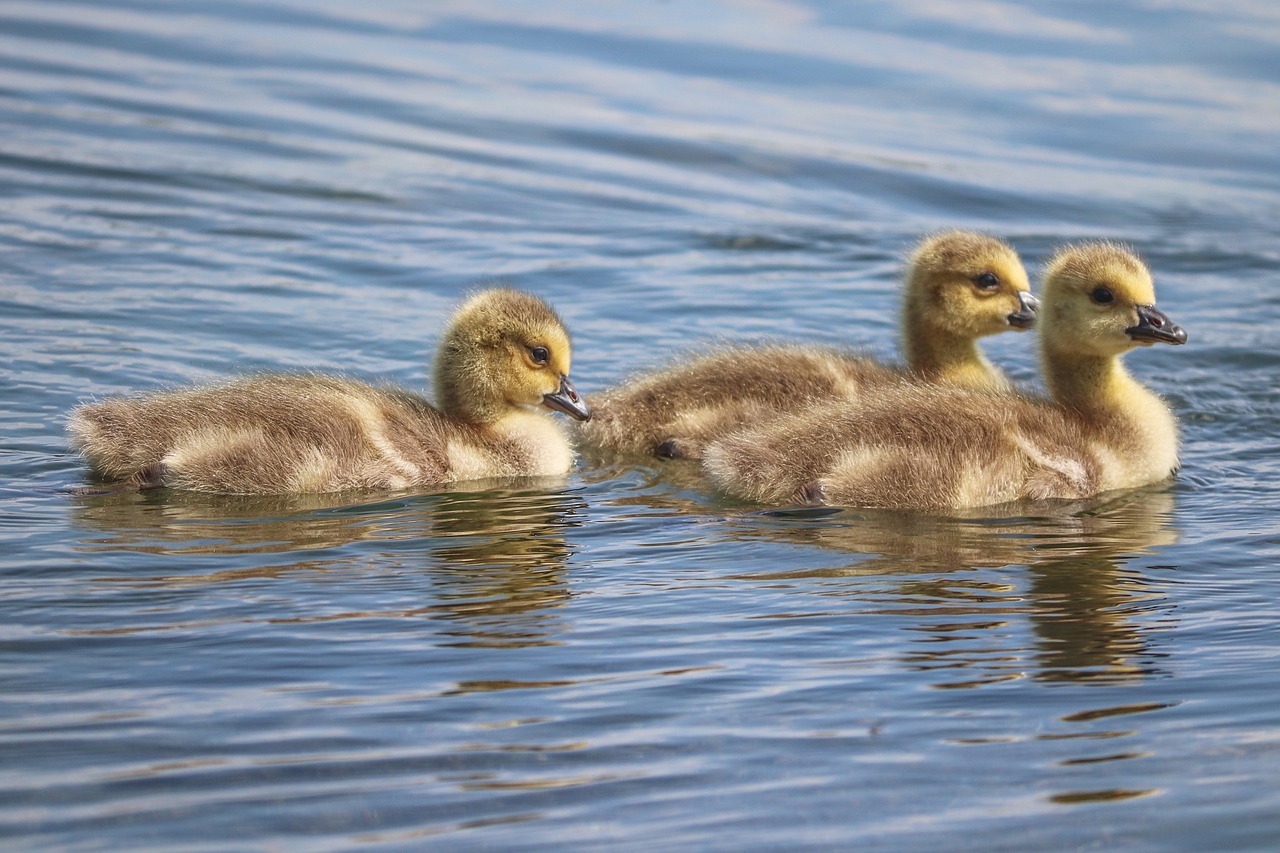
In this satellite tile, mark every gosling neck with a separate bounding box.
[1042,345,1145,417]
[904,328,998,390]
[433,352,503,426]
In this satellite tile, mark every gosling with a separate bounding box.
[703,242,1187,511]
[579,230,1037,459]
[67,288,591,494]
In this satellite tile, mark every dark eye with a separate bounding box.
[529,346,550,365]
[975,272,1000,291]
[1090,286,1114,305]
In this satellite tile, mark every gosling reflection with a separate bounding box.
[426,485,580,648]
[1024,490,1178,683]
[70,478,584,647]
[722,486,1179,686]
[575,449,716,511]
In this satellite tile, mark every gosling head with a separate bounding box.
[433,288,590,425]
[903,230,1038,343]
[1040,242,1187,359]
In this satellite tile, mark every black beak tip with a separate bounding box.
[1125,323,1188,345]
[1127,305,1187,346]
[1007,293,1039,330]
[542,377,591,421]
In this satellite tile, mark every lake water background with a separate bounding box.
[3,1,1280,849]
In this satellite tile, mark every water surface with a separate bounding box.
[3,1,1280,849]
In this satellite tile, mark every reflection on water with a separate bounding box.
[1037,700,1180,804]
[71,479,585,647]
[719,487,1179,687]
[61,444,1190,828]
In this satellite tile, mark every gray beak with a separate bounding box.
[1126,304,1187,345]
[543,375,591,421]
[1007,291,1039,330]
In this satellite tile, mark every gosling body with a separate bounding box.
[580,231,1035,459]
[68,289,591,495]
[704,242,1186,510]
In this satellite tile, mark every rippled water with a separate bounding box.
[4,1,1280,849]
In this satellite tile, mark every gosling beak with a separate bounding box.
[542,375,591,421]
[1126,304,1188,346]
[1007,291,1039,330]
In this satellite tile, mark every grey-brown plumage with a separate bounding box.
[703,242,1187,510]
[68,288,591,494]
[579,230,1035,459]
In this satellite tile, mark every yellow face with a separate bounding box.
[1041,243,1184,358]
[502,323,577,406]
[907,232,1036,340]
[436,288,589,422]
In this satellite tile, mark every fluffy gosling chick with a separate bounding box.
[703,242,1187,510]
[579,230,1036,459]
[68,288,591,494]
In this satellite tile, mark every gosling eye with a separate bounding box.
[974,272,1000,291]
[529,346,550,366]
[1090,286,1115,305]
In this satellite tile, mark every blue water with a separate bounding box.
[3,1,1280,849]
